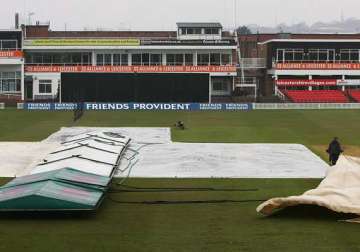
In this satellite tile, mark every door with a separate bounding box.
[25,80,33,100]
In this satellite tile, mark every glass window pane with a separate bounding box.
[113,54,121,66]
[150,54,161,65]
[221,54,231,65]
[142,53,150,65]
[185,54,193,66]
[132,54,142,65]
[210,53,221,65]
[72,53,82,64]
[197,54,209,66]
[350,51,359,61]
[96,54,104,65]
[166,54,175,65]
[175,54,183,65]
[104,54,112,65]
[121,54,128,65]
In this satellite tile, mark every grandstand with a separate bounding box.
[283,90,348,103]
[348,89,360,102]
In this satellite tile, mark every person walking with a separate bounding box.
[326,137,343,166]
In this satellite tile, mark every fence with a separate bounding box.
[16,102,360,111]
[253,103,360,110]
[0,103,4,109]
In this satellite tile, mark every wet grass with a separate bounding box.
[0,178,359,252]
[0,109,360,251]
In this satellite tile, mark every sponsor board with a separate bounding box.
[23,103,252,111]
[24,39,140,46]
[337,79,360,85]
[276,63,360,70]
[0,50,23,58]
[276,79,337,86]
[24,103,79,110]
[276,79,360,86]
[25,65,237,73]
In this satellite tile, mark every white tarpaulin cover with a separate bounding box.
[257,155,360,221]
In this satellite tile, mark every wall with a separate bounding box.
[26,73,60,99]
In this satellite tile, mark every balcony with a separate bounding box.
[238,58,266,69]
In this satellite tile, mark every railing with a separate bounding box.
[25,63,92,66]
[25,63,235,67]
[273,60,360,68]
[275,88,286,101]
[238,58,266,69]
[235,77,257,87]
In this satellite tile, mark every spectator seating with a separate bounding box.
[283,90,348,103]
[348,90,360,102]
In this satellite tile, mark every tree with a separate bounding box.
[237,26,252,35]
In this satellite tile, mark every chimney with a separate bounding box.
[15,13,19,29]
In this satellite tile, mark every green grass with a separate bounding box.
[0,178,358,252]
[1,109,360,251]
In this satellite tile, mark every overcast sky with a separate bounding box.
[1,0,360,30]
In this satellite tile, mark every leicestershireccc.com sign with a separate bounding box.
[23,103,252,111]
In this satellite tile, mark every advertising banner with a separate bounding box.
[0,50,23,58]
[24,39,140,46]
[337,79,360,86]
[276,63,360,70]
[25,65,237,73]
[23,103,252,111]
[276,79,337,86]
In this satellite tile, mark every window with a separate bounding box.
[341,49,360,61]
[0,40,17,50]
[185,54,193,65]
[142,53,150,65]
[0,71,21,93]
[71,53,82,64]
[183,28,202,35]
[121,54,128,65]
[205,28,219,35]
[104,54,112,65]
[96,54,104,65]
[197,54,209,66]
[213,82,228,91]
[150,54,161,65]
[132,54,142,65]
[166,54,183,66]
[82,53,91,65]
[113,54,121,65]
[210,53,221,65]
[39,80,52,94]
[221,54,231,65]
[294,50,304,61]
[277,49,284,62]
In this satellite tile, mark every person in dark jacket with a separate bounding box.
[326,137,343,166]
[175,121,185,130]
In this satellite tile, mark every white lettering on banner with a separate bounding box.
[225,104,249,110]
[337,79,360,85]
[276,79,337,86]
[25,65,237,73]
[199,104,222,110]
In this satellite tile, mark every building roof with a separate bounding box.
[176,22,222,28]
[238,33,360,43]
[259,38,360,44]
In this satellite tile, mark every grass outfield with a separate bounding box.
[0,109,360,251]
